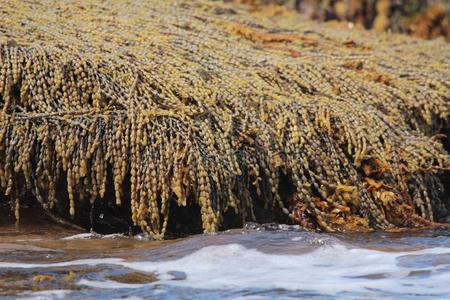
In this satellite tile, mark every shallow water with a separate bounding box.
[1,222,450,300]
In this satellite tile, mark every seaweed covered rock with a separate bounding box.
[0,0,449,238]
[234,0,450,41]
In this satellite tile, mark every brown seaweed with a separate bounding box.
[0,0,449,239]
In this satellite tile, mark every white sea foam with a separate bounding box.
[77,278,149,289]
[61,233,98,240]
[121,244,450,295]
[61,233,126,240]
[0,258,124,268]
[17,289,72,300]
[1,243,450,296]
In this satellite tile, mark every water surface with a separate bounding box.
[1,221,450,299]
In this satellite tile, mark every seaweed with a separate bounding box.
[0,0,449,239]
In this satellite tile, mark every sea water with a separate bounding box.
[0,223,449,299]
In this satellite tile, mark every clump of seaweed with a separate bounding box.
[0,0,449,239]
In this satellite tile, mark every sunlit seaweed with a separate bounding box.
[0,0,449,239]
